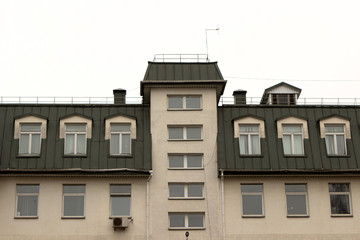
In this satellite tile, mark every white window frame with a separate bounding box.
[168,154,203,169]
[285,184,308,217]
[110,184,131,217]
[329,183,352,216]
[241,184,264,217]
[62,184,86,218]
[239,124,261,155]
[168,183,204,199]
[324,124,347,155]
[64,124,87,155]
[168,126,202,140]
[110,123,132,155]
[15,184,39,218]
[168,95,202,110]
[19,123,42,156]
[282,124,304,155]
[168,212,205,229]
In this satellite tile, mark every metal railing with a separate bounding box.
[153,54,209,63]
[1,96,359,106]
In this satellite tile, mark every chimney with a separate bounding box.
[233,89,247,105]
[113,88,126,104]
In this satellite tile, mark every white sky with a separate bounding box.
[1,0,360,100]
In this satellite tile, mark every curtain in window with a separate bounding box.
[325,136,335,154]
[251,135,260,154]
[19,134,30,154]
[65,134,75,154]
[239,135,249,154]
[31,134,41,154]
[293,135,303,154]
[110,134,120,154]
[121,134,131,153]
[336,135,346,155]
[283,135,291,154]
[77,134,86,154]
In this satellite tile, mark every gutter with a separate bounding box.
[221,170,226,240]
[146,171,153,240]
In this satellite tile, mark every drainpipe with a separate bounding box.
[221,170,226,240]
[146,171,153,240]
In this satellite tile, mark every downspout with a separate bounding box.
[221,170,226,240]
[146,171,153,240]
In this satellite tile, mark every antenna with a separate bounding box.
[205,28,220,61]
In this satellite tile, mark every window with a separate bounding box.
[271,94,296,105]
[16,184,39,217]
[169,183,204,199]
[19,124,41,155]
[168,126,202,140]
[110,184,131,217]
[285,184,308,216]
[239,125,260,155]
[63,185,85,218]
[168,154,203,169]
[110,124,131,155]
[168,96,201,110]
[329,183,351,216]
[241,184,264,217]
[64,124,87,155]
[169,213,205,229]
[325,125,346,155]
[282,125,304,155]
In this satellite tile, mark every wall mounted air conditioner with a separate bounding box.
[113,217,129,229]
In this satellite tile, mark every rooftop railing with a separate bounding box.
[153,54,209,63]
[0,96,359,106]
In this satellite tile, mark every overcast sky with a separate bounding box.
[1,0,360,101]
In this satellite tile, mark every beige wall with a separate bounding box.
[224,176,360,240]
[0,177,147,240]
[149,88,221,240]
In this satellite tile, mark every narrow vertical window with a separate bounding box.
[19,124,41,155]
[329,183,351,216]
[239,124,260,155]
[285,184,308,216]
[110,185,131,217]
[63,185,85,218]
[110,124,131,155]
[282,125,304,155]
[241,184,264,217]
[64,124,87,155]
[325,125,346,155]
[16,184,39,217]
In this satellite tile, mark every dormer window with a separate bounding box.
[260,82,301,105]
[271,94,296,105]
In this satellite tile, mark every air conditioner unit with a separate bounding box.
[113,217,129,229]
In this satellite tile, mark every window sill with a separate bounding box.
[17,154,41,158]
[242,215,265,218]
[62,216,85,219]
[109,154,133,158]
[283,154,307,158]
[331,214,353,217]
[168,227,205,231]
[327,155,351,158]
[168,139,203,142]
[168,109,203,111]
[168,168,204,170]
[169,197,205,200]
[14,216,38,219]
[287,215,309,218]
[109,216,132,219]
[63,154,87,158]
[239,154,264,158]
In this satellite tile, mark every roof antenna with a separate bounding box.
[205,28,220,62]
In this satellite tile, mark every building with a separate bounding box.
[1,56,360,240]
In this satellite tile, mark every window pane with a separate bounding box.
[111,185,131,194]
[241,184,263,193]
[64,185,85,194]
[66,124,86,132]
[169,184,185,197]
[286,184,307,192]
[330,195,350,214]
[251,135,260,154]
[283,125,302,133]
[111,124,130,132]
[188,184,203,197]
[187,155,202,168]
[168,97,183,109]
[169,155,184,168]
[187,127,201,140]
[169,214,185,227]
[186,96,201,109]
[336,135,346,155]
[19,134,30,154]
[188,214,203,227]
[31,134,41,154]
[65,134,75,154]
[287,195,307,215]
[17,185,39,193]
[242,195,263,215]
[121,134,131,154]
[325,135,335,154]
[239,135,249,155]
[293,135,303,154]
[329,183,349,192]
[110,134,120,154]
[21,124,41,132]
[17,196,38,216]
[64,196,84,216]
[239,125,259,132]
[325,125,344,133]
[283,135,291,154]
[111,196,130,216]
[77,134,86,154]
[169,127,183,139]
